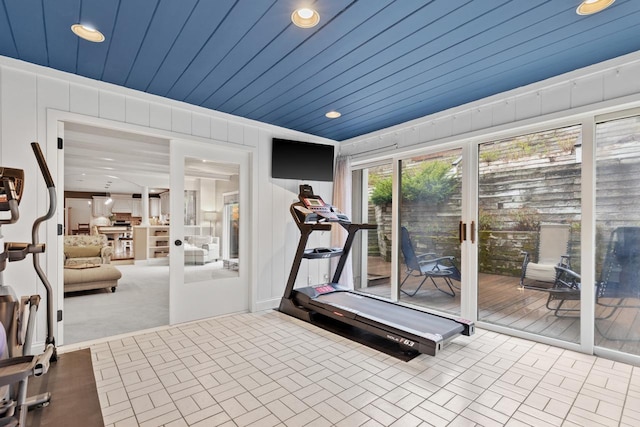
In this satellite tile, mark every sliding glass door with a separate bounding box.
[351,148,466,316]
[476,126,582,343]
[398,149,463,316]
[351,162,394,300]
[595,113,640,356]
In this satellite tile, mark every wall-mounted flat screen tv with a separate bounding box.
[271,138,334,182]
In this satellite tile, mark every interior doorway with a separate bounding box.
[61,121,244,345]
[62,121,172,345]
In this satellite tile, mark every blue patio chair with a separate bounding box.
[400,226,461,297]
[546,227,640,332]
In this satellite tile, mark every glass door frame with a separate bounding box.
[469,117,591,355]
[169,138,252,325]
[350,141,475,321]
[591,107,640,365]
[351,109,640,366]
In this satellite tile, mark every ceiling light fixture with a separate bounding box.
[71,24,105,42]
[325,110,341,119]
[291,8,320,28]
[576,0,615,15]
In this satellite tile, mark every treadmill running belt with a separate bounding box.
[312,291,464,340]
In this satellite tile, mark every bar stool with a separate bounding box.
[121,234,133,252]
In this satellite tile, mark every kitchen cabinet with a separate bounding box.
[150,198,161,217]
[92,196,112,217]
[132,199,142,217]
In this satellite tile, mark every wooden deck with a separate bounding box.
[361,258,640,354]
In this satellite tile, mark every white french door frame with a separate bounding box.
[169,139,251,325]
[49,109,257,347]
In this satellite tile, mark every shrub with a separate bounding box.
[370,160,457,206]
[370,176,393,205]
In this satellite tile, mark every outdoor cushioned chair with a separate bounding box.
[520,223,571,290]
[546,227,640,327]
[400,226,461,297]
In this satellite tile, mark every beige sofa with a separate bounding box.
[63,234,113,266]
[63,234,120,293]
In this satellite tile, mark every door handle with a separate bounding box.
[470,221,476,244]
[459,221,467,243]
[174,239,182,246]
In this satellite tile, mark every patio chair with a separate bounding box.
[595,226,640,317]
[546,227,640,326]
[545,265,581,317]
[520,223,571,291]
[400,226,461,297]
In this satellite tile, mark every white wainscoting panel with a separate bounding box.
[211,117,228,141]
[125,97,150,126]
[540,83,571,116]
[571,75,604,108]
[149,102,171,130]
[452,111,472,137]
[99,91,126,122]
[243,126,259,147]
[171,108,191,135]
[492,99,515,127]
[515,92,541,122]
[191,113,210,138]
[471,106,492,131]
[70,84,99,117]
[603,63,640,100]
[228,122,244,145]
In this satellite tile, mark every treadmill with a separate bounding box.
[279,185,474,356]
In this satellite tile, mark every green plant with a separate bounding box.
[511,207,540,231]
[480,149,500,163]
[556,136,575,152]
[402,160,456,204]
[369,160,458,206]
[370,175,393,205]
[478,209,497,230]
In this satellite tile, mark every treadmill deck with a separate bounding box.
[304,289,465,341]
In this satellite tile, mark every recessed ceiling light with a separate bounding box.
[71,24,105,42]
[291,8,320,28]
[576,0,615,15]
[325,110,341,119]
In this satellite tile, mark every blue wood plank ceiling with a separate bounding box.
[1,0,638,141]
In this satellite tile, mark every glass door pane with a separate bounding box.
[398,149,463,315]
[170,140,248,325]
[183,165,239,282]
[595,115,640,355]
[477,126,582,343]
[352,163,393,300]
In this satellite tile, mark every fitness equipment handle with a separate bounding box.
[31,142,55,189]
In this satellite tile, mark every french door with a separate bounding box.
[169,140,250,324]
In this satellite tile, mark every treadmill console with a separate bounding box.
[297,184,350,223]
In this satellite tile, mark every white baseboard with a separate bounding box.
[255,298,280,312]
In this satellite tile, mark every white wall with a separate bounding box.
[0,56,336,345]
[65,198,92,231]
[341,51,640,157]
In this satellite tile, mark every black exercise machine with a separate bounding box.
[0,142,56,425]
[279,185,474,356]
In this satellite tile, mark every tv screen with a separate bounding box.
[271,138,334,182]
